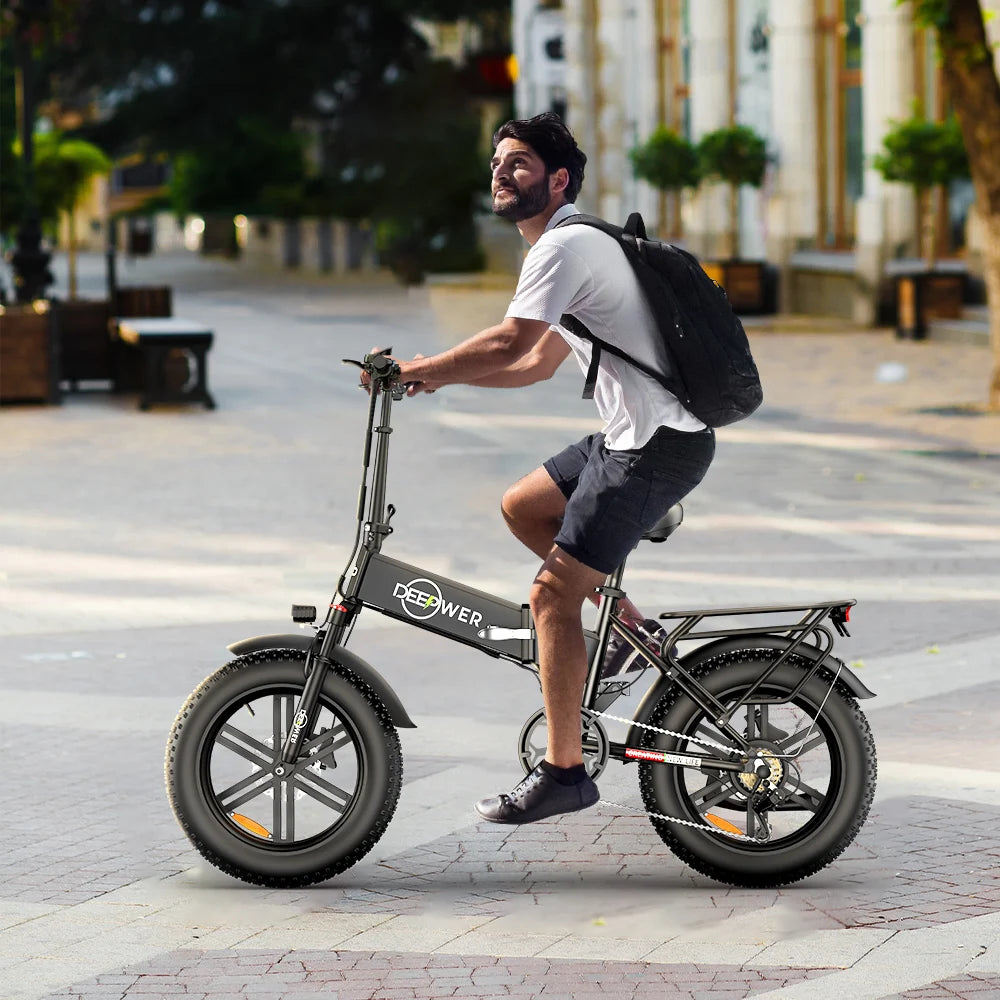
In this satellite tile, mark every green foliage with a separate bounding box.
[908,0,952,31]
[33,133,112,217]
[2,130,111,235]
[323,59,489,280]
[42,1,496,274]
[872,115,970,191]
[629,128,700,192]
[169,120,307,218]
[697,125,768,189]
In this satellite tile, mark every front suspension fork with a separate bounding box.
[279,649,331,765]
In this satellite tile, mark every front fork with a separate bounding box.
[278,604,357,765]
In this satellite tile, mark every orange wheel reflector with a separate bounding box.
[705,814,743,836]
[230,813,272,839]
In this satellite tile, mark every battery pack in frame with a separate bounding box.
[357,553,534,662]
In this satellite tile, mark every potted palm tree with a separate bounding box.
[696,124,769,313]
[873,114,970,339]
[33,133,116,389]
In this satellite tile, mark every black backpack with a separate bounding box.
[555,212,763,427]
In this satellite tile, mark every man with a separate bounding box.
[394,112,715,824]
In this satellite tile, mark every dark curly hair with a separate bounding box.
[492,112,587,203]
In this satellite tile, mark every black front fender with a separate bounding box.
[227,633,416,728]
[627,635,874,749]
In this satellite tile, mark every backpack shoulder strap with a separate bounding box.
[554,213,625,240]
[554,211,666,399]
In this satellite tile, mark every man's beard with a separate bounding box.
[492,174,551,222]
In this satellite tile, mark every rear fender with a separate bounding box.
[627,635,874,748]
[227,633,416,728]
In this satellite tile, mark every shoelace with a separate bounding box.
[503,768,544,807]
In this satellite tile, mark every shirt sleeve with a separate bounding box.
[504,240,593,325]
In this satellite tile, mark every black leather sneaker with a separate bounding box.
[475,765,600,824]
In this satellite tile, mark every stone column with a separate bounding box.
[686,0,732,258]
[595,5,627,222]
[512,0,533,117]
[564,0,601,213]
[855,0,915,323]
[627,0,663,227]
[765,1,819,311]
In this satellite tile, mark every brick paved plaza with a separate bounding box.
[2,253,999,999]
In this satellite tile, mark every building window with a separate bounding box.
[816,0,863,248]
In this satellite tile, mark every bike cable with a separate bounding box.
[588,707,815,844]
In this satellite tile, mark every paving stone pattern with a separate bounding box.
[225,795,1000,931]
[41,949,835,1000]
[887,974,1000,999]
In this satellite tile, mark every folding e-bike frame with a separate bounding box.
[231,351,874,785]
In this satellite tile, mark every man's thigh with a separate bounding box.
[504,465,569,523]
[555,427,715,575]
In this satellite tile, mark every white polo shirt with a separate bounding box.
[505,203,705,449]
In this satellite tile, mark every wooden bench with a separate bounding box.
[116,317,216,411]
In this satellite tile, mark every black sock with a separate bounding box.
[540,761,589,785]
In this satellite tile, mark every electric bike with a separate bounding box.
[166,350,877,889]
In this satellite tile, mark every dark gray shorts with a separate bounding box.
[543,426,715,575]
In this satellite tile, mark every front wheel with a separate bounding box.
[166,650,402,887]
[638,650,876,887]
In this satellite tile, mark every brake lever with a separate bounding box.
[342,358,364,370]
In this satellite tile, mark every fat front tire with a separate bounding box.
[166,650,402,887]
[638,650,876,887]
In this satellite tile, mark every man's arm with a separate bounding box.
[399,316,551,391]
[465,327,571,387]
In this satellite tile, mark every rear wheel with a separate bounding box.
[166,650,402,887]
[638,650,876,887]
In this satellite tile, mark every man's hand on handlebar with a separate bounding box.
[360,348,439,396]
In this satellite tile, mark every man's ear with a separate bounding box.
[550,167,570,197]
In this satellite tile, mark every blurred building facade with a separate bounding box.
[511,0,996,321]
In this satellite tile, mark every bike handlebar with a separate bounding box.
[342,348,400,380]
[343,348,418,400]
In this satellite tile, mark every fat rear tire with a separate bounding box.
[638,650,876,887]
[166,650,402,887]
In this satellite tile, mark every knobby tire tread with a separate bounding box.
[165,649,403,888]
[637,649,877,888]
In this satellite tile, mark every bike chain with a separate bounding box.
[589,709,765,843]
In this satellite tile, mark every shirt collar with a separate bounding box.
[544,202,580,233]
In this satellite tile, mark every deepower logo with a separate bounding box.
[392,578,484,627]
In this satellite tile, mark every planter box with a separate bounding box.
[56,299,113,388]
[701,259,768,314]
[0,304,60,404]
[895,271,965,340]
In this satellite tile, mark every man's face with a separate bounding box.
[490,138,557,222]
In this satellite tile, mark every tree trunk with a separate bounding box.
[728,182,739,260]
[936,0,1000,409]
[984,211,1000,409]
[67,211,78,300]
[918,187,937,270]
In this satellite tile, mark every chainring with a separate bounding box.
[517,707,610,780]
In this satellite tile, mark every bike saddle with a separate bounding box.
[642,503,683,543]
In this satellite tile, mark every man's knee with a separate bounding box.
[529,577,569,620]
[500,483,522,528]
